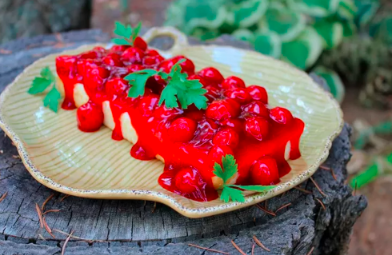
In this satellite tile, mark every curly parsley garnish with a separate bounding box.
[124,60,208,110]
[112,21,142,46]
[28,67,61,113]
[213,155,276,203]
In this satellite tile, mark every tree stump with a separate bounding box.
[0,30,367,255]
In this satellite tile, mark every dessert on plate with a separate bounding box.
[32,23,305,202]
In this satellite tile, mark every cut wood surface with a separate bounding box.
[0,30,367,255]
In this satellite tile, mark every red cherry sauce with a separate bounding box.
[55,43,305,202]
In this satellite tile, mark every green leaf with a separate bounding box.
[220,186,245,203]
[213,154,238,183]
[159,86,179,108]
[111,38,131,46]
[337,0,357,21]
[259,5,306,42]
[41,66,54,80]
[232,29,255,43]
[28,77,53,94]
[288,0,340,17]
[313,21,344,49]
[131,22,142,42]
[113,21,133,39]
[354,0,380,27]
[230,185,276,192]
[313,66,345,103]
[125,69,159,98]
[231,0,269,28]
[254,32,282,58]
[43,86,61,113]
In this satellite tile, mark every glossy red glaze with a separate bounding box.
[56,44,305,202]
[250,157,280,185]
[134,37,148,51]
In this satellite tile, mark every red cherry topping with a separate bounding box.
[127,64,145,73]
[204,85,220,103]
[121,47,145,64]
[102,53,122,66]
[143,55,165,67]
[188,74,209,87]
[77,101,104,132]
[145,49,160,56]
[270,107,293,124]
[159,56,195,75]
[174,168,201,193]
[209,145,233,163]
[242,101,269,118]
[222,76,246,90]
[134,37,148,51]
[154,105,182,120]
[146,75,167,94]
[198,67,224,84]
[56,55,77,76]
[83,66,109,91]
[250,157,280,185]
[247,85,268,104]
[105,78,129,98]
[213,128,239,148]
[168,117,197,143]
[206,99,240,121]
[138,94,160,116]
[224,88,251,104]
[221,118,244,134]
[245,116,269,141]
[79,50,99,60]
[110,45,129,53]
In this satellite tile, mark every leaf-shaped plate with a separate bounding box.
[0,27,343,218]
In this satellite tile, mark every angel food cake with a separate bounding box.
[54,34,304,202]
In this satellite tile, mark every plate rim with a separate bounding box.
[0,40,344,218]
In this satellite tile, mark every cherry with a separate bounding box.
[92,46,107,54]
[102,53,122,66]
[184,110,204,121]
[221,118,244,134]
[193,119,218,146]
[224,88,251,104]
[168,117,197,142]
[83,65,109,91]
[269,107,293,124]
[247,85,268,104]
[154,105,182,120]
[146,75,167,94]
[188,74,209,87]
[174,168,200,193]
[77,101,104,132]
[204,85,220,103]
[209,145,233,164]
[242,101,269,118]
[121,47,145,64]
[213,128,239,148]
[245,116,269,141]
[79,50,99,60]
[138,94,160,116]
[250,157,280,185]
[159,56,195,75]
[109,45,129,53]
[198,67,224,84]
[56,55,77,76]
[145,49,160,56]
[105,78,129,98]
[143,55,165,67]
[134,36,148,51]
[127,64,145,73]
[206,99,240,121]
[222,76,246,90]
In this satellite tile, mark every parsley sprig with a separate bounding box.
[124,60,208,110]
[112,21,142,46]
[28,67,61,113]
[213,155,276,203]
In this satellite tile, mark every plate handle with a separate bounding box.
[143,27,189,54]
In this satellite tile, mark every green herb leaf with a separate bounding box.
[213,154,238,183]
[214,154,276,203]
[28,67,54,94]
[125,69,159,98]
[159,60,207,110]
[112,21,142,46]
[230,185,275,192]
[43,86,61,113]
[221,186,245,203]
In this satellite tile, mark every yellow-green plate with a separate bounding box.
[0,27,344,218]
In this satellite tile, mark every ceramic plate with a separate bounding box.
[0,27,343,218]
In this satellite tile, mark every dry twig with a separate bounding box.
[306,246,315,255]
[61,230,74,255]
[231,240,246,255]
[187,244,229,254]
[275,203,292,213]
[310,177,327,197]
[253,236,270,252]
[316,198,326,211]
[42,193,55,211]
[256,204,276,217]
[60,194,70,202]
[0,192,7,203]
[294,186,312,194]
[35,203,44,228]
[43,209,61,215]
[251,243,255,255]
